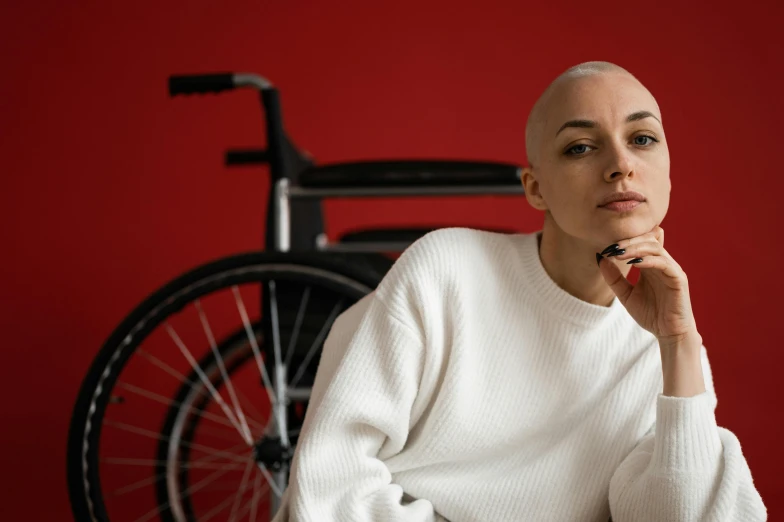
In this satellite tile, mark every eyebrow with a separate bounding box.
[555,111,661,137]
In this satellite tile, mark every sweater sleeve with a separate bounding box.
[270,289,447,522]
[608,346,767,521]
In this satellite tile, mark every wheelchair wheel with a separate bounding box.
[67,252,383,522]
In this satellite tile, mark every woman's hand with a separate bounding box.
[596,226,705,397]
[596,226,697,344]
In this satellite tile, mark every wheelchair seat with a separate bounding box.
[338,226,517,244]
[298,160,521,188]
[322,225,520,254]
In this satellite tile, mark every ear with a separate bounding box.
[521,166,548,211]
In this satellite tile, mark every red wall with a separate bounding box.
[2,1,782,519]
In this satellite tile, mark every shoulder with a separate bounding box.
[397,226,514,272]
[379,227,512,286]
[413,226,509,249]
[374,227,516,313]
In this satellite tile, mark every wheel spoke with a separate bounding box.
[115,381,262,437]
[268,280,290,448]
[103,420,249,463]
[112,471,162,497]
[174,416,251,444]
[135,350,268,434]
[255,462,283,498]
[233,477,270,522]
[109,442,249,497]
[249,471,263,522]
[268,281,284,372]
[198,489,241,522]
[285,286,311,369]
[195,299,254,443]
[131,460,240,522]
[201,459,254,522]
[103,457,246,470]
[231,286,280,432]
[228,385,270,436]
[291,299,345,387]
[165,323,252,445]
[228,457,255,522]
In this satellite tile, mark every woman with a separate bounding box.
[272,61,767,521]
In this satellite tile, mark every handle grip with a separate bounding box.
[168,73,235,96]
[225,149,268,166]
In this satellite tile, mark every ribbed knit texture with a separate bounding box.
[272,228,766,522]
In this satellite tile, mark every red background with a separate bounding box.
[2,1,782,520]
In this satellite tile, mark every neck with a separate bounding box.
[537,213,632,307]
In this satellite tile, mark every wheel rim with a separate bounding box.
[76,262,372,522]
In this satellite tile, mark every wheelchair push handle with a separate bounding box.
[168,72,273,97]
[225,149,268,166]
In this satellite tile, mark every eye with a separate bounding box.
[564,143,594,156]
[634,135,659,146]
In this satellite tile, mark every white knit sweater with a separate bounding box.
[272,228,766,521]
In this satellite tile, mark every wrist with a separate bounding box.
[658,329,705,397]
[657,329,702,351]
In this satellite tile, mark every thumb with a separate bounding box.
[596,253,633,301]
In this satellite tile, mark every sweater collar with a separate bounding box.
[514,230,627,328]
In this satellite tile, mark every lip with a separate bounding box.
[600,200,643,212]
[598,190,646,207]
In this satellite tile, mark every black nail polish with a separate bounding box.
[601,244,620,255]
[596,253,603,266]
[627,258,644,264]
[606,248,626,257]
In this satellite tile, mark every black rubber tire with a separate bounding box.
[67,251,388,522]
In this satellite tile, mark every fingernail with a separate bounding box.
[627,257,644,264]
[606,248,626,258]
[601,244,620,255]
[596,253,603,266]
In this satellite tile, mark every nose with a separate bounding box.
[603,141,636,182]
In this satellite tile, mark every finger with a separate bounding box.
[622,255,684,287]
[645,225,664,246]
[597,254,633,301]
[604,240,668,262]
[605,240,685,275]
[605,226,664,252]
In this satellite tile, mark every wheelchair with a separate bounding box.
[66,72,525,522]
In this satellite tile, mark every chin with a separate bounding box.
[585,211,653,242]
[602,218,656,241]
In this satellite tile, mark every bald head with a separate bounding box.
[525,61,644,168]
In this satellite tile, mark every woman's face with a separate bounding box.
[526,72,671,246]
